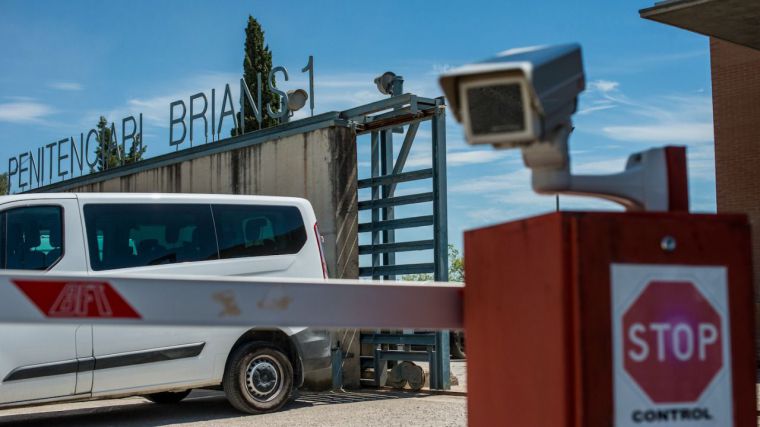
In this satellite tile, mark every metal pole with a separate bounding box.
[380,130,396,280]
[371,132,380,280]
[431,99,451,390]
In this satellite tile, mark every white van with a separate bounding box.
[0,193,332,414]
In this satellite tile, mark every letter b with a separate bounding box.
[169,100,187,146]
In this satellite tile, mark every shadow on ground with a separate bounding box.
[0,389,433,426]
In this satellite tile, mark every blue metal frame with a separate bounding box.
[349,94,450,390]
[431,99,450,389]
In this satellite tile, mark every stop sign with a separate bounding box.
[622,281,722,403]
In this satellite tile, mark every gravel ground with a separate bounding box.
[0,389,466,426]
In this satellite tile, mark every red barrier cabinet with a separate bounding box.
[464,212,755,426]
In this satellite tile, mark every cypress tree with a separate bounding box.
[93,116,146,172]
[94,116,120,171]
[125,133,147,164]
[234,15,279,135]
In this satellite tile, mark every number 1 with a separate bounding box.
[302,55,315,116]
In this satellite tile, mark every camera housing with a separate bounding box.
[439,43,688,212]
[439,44,584,148]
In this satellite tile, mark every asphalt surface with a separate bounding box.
[0,389,466,427]
[0,360,468,426]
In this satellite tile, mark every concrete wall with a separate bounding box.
[709,38,760,352]
[58,125,361,388]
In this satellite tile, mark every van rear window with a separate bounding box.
[211,204,306,259]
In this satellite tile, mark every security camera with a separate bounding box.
[439,43,688,212]
[440,44,584,147]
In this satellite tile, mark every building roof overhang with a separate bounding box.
[640,0,760,50]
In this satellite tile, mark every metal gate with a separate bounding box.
[341,92,450,389]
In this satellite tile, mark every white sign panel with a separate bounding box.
[611,264,733,427]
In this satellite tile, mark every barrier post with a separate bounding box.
[464,211,755,426]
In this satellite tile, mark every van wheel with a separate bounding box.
[145,390,191,404]
[224,341,293,414]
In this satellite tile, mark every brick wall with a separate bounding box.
[710,38,760,351]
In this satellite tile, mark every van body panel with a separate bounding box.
[0,193,331,406]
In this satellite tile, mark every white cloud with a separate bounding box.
[447,150,509,166]
[455,167,622,225]
[592,50,708,75]
[578,83,714,144]
[466,207,515,223]
[0,101,54,123]
[601,122,713,143]
[572,157,628,174]
[685,143,716,181]
[428,63,453,75]
[450,168,529,194]
[404,150,510,168]
[48,82,83,91]
[3,96,35,101]
[588,79,619,93]
[577,103,616,115]
[93,71,240,129]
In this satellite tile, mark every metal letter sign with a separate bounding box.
[611,264,733,427]
[7,56,316,193]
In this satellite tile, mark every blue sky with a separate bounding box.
[0,1,715,259]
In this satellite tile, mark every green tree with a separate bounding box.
[0,172,8,195]
[448,245,464,282]
[233,15,279,135]
[93,116,146,172]
[402,244,464,282]
[125,133,147,164]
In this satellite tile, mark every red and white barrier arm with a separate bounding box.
[0,272,463,330]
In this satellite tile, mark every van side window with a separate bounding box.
[212,205,307,259]
[0,206,64,270]
[83,204,218,271]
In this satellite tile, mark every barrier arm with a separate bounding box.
[0,271,463,330]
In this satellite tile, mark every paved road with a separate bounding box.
[0,389,466,427]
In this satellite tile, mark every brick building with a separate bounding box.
[641,0,760,349]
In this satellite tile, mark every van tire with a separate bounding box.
[224,341,293,414]
[145,390,191,404]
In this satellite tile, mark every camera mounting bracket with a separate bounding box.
[521,123,688,212]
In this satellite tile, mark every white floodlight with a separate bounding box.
[374,71,402,96]
[287,89,309,112]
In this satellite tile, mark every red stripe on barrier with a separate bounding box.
[12,280,141,319]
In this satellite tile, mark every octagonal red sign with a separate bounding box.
[622,281,722,403]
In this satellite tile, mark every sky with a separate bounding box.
[0,1,716,264]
